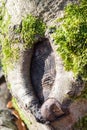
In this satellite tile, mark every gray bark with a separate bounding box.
[1,0,86,130]
[6,0,77,25]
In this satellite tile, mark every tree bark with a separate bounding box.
[1,0,87,130]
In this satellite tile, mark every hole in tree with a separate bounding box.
[30,38,56,104]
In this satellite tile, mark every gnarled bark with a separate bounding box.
[1,0,87,130]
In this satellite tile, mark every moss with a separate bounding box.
[12,98,32,129]
[0,5,46,127]
[21,14,46,48]
[0,13,46,73]
[0,1,11,73]
[51,0,87,81]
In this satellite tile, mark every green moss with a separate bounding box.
[21,14,46,48]
[0,1,11,73]
[0,13,46,73]
[52,0,87,80]
[12,98,32,129]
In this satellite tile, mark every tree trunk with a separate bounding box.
[1,0,87,130]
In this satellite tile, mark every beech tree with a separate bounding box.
[0,0,87,130]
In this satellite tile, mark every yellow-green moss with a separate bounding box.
[0,13,46,73]
[21,14,46,48]
[51,0,87,81]
[0,1,11,73]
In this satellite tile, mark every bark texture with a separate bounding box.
[6,0,77,25]
[1,0,86,130]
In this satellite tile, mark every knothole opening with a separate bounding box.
[30,38,56,103]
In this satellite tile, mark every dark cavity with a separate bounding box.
[30,39,56,104]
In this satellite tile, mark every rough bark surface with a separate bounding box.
[2,0,86,130]
[31,39,56,103]
[6,0,77,26]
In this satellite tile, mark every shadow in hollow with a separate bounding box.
[30,38,56,104]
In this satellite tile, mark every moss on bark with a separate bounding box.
[0,10,46,73]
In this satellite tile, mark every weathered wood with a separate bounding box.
[31,39,56,103]
[2,0,86,130]
[7,48,45,122]
[6,0,78,25]
[51,99,87,130]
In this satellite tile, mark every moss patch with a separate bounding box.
[0,12,46,73]
[0,1,12,73]
[51,0,87,81]
[21,14,46,48]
